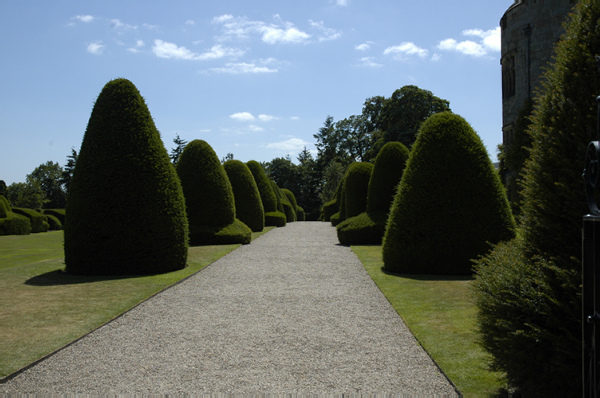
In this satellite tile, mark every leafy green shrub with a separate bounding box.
[272,181,296,222]
[330,176,347,226]
[12,207,49,233]
[247,160,286,227]
[321,199,337,222]
[382,112,515,274]
[65,78,189,275]
[224,160,264,232]
[344,162,373,219]
[44,209,65,225]
[0,195,9,218]
[0,180,6,196]
[282,188,303,221]
[0,211,31,235]
[177,139,251,245]
[45,214,62,230]
[296,206,305,221]
[337,142,409,245]
[473,4,600,394]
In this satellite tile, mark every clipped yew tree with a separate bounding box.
[383,112,515,274]
[247,160,286,227]
[337,142,409,245]
[64,78,189,275]
[343,162,373,218]
[272,181,296,222]
[330,176,347,226]
[472,4,600,394]
[223,159,264,232]
[177,140,251,245]
[282,188,303,221]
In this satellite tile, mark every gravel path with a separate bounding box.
[1,222,457,396]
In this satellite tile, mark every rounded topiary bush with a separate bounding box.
[343,162,373,219]
[247,160,286,227]
[0,195,9,218]
[45,214,62,230]
[44,209,65,225]
[224,159,264,232]
[282,188,302,221]
[382,112,515,274]
[12,208,49,233]
[64,78,189,275]
[337,142,409,245]
[0,211,31,235]
[321,199,337,222]
[296,206,305,221]
[272,181,296,222]
[330,176,347,227]
[177,139,251,245]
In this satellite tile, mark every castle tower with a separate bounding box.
[501,0,575,148]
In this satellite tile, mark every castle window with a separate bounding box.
[502,55,516,99]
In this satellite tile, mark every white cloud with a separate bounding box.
[355,43,371,51]
[248,125,264,132]
[262,25,311,44]
[337,0,348,5]
[87,41,105,55]
[152,40,244,60]
[266,138,311,151]
[438,27,500,57]
[258,114,276,122]
[185,20,195,25]
[73,15,94,23]
[209,62,278,74]
[110,19,137,31]
[212,14,312,44]
[143,23,160,31]
[230,112,255,122]
[309,20,342,42]
[127,48,141,53]
[290,116,300,121]
[384,42,428,59]
[358,56,382,67]
[136,40,145,47]
[431,53,441,62]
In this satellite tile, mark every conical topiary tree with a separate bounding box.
[247,160,286,227]
[64,78,189,275]
[282,188,303,221]
[383,112,515,274]
[223,159,264,232]
[337,142,409,245]
[177,140,251,245]
[330,175,347,226]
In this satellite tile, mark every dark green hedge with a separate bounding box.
[0,211,31,235]
[45,214,62,230]
[224,160,264,232]
[64,78,189,275]
[177,139,250,245]
[265,211,287,227]
[296,206,305,221]
[189,218,251,245]
[321,199,337,222]
[246,160,278,213]
[44,209,65,225]
[336,142,409,245]
[12,207,49,233]
[344,162,373,219]
[272,181,296,222]
[382,112,515,274]
[0,195,9,218]
[336,211,387,246]
[330,176,347,226]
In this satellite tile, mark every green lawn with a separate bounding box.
[0,227,273,379]
[352,245,507,396]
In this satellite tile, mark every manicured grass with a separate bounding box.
[0,231,65,270]
[352,245,507,395]
[0,227,274,379]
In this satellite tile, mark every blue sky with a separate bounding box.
[1,0,515,185]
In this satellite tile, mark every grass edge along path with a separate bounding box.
[352,245,507,396]
[0,227,274,380]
